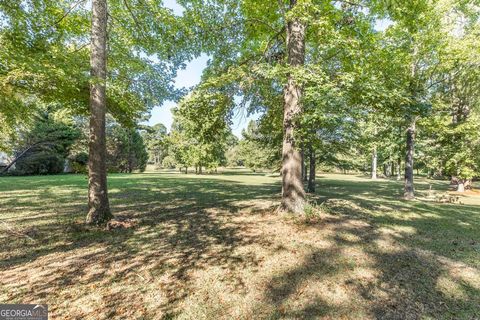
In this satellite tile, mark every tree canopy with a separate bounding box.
[1,0,479,214]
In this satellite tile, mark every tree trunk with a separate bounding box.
[128,133,133,173]
[404,44,419,200]
[451,176,458,185]
[128,156,133,173]
[371,126,378,179]
[466,179,472,190]
[281,0,306,213]
[404,120,415,200]
[307,146,316,193]
[199,166,202,174]
[456,178,472,192]
[390,161,394,178]
[371,145,377,180]
[86,0,112,225]
[304,160,308,182]
[303,150,307,181]
[301,148,306,182]
[397,157,401,181]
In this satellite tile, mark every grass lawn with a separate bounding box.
[0,169,479,319]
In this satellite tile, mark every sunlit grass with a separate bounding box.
[0,170,479,319]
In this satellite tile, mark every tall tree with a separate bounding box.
[371,127,378,180]
[281,0,306,213]
[141,123,168,166]
[307,144,316,193]
[86,0,112,225]
[179,0,386,208]
[404,118,416,198]
[373,0,446,199]
[169,89,234,172]
[235,120,280,172]
[404,44,419,199]
[106,124,149,173]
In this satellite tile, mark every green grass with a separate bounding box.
[0,169,479,319]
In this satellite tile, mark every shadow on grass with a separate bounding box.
[0,173,280,317]
[261,176,479,318]
[258,207,480,319]
[0,173,479,319]
[308,177,479,265]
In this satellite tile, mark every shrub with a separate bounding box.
[15,152,65,175]
[70,152,88,174]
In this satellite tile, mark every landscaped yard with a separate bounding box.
[1,169,479,319]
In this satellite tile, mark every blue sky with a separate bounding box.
[147,53,260,138]
[147,0,392,137]
[146,0,259,138]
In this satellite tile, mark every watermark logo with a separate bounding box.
[0,304,48,320]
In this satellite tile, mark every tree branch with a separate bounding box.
[54,0,85,27]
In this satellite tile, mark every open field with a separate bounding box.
[0,169,479,319]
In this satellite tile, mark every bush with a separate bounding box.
[10,111,80,176]
[70,152,88,174]
[73,152,88,165]
[15,152,65,175]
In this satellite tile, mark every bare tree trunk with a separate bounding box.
[451,176,458,185]
[281,0,306,213]
[301,148,306,182]
[404,44,418,201]
[304,158,308,182]
[86,0,112,225]
[404,120,415,200]
[457,178,472,192]
[307,145,316,193]
[397,157,401,181]
[371,126,378,179]
[371,145,377,180]
[466,179,472,190]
